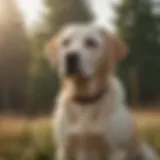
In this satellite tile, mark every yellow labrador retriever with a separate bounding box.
[46,23,158,160]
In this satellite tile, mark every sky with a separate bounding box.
[17,0,120,31]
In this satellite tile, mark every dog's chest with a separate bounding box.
[66,104,107,134]
[63,106,109,157]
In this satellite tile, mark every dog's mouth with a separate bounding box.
[65,63,86,78]
[65,60,81,75]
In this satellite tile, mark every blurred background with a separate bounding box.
[0,0,160,159]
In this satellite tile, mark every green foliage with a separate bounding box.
[27,29,59,112]
[116,0,160,104]
[44,0,92,35]
[28,56,59,112]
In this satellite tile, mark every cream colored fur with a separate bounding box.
[46,24,158,160]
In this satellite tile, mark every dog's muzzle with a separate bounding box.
[65,52,81,75]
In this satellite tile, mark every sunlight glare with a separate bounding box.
[17,0,43,26]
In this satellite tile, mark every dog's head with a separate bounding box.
[45,24,127,79]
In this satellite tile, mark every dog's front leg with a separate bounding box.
[56,147,68,160]
[56,147,74,160]
[109,150,127,160]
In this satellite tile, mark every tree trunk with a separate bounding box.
[129,67,140,107]
[1,86,10,112]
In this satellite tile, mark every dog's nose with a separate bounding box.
[66,52,79,64]
[65,52,80,75]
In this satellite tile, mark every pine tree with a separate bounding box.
[116,0,160,105]
[44,0,92,36]
[0,0,30,112]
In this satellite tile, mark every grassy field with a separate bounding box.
[0,110,160,160]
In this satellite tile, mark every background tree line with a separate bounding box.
[0,0,159,115]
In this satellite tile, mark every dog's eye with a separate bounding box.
[85,38,98,48]
[62,38,70,47]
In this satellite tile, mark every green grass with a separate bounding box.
[134,111,160,154]
[0,117,53,160]
[0,111,160,160]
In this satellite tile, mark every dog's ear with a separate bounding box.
[101,27,127,61]
[45,32,61,65]
[111,35,127,61]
